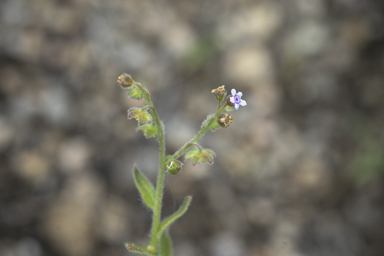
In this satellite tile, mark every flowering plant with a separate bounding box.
[117,74,246,255]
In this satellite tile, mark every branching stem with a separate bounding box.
[172,101,228,160]
[131,82,228,255]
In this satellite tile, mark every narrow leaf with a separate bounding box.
[159,231,172,256]
[124,242,149,255]
[158,196,192,236]
[133,165,155,210]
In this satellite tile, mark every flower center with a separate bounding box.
[234,94,241,104]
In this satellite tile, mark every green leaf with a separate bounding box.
[127,85,143,100]
[133,165,155,210]
[158,196,192,237]
[128,107,153,126]
[185,147,215,166]
[137,123,158,139]
[124,242,150,255]
[159,231,172,256]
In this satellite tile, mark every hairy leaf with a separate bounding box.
[158,196,192,237]
[133,165,155,210]
[159,231,172,256]
[125,242,150,255]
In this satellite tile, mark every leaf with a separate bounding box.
[124,242,150,255]
[158,196,192,237]
[133,165,155,210]
[127,85,143,100]
[128,107,153,126]
[185,147,215,166]
[137,123,158,139]
[159,231,172,256]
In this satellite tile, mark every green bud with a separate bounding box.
[185,147,215,166]
[164,155,183,175]
[127,107,152,125]
[225,96,235,111]
[137,123,158,139]
[127,85,143,100]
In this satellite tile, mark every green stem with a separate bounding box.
[133,82,166,252]
[173,101,228,160]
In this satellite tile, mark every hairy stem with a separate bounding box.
[172,101,228,160]
[133,82,166,251]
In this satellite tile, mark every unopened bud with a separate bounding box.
[117,73,133,88]
[225,97,235,111]
[211,85,227,102]
[164,155,182,175]
[217,113,233,128]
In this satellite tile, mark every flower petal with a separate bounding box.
[231,89,236,96]
[237,91,243,97]
[230,96,235,103]
[240,99,247,106]
[235,103,239,110]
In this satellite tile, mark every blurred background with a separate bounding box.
[1,0,384,255]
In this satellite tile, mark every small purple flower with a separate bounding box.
[229,89,247,110]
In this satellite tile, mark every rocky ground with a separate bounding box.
[1,0,384,256]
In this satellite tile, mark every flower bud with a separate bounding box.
[127,86,143,100]
[185,147,215,166]
[164,155,183,175]
[225,97,235,111]
[217,113,233,128]
[211,85,227,102]
[117,73,133,88]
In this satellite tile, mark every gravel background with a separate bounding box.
[1,0,384,256]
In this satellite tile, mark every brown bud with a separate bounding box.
[211,85,227,102]
[225,96,235,111]
[217,113,234,128]
[117,73,133,88]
